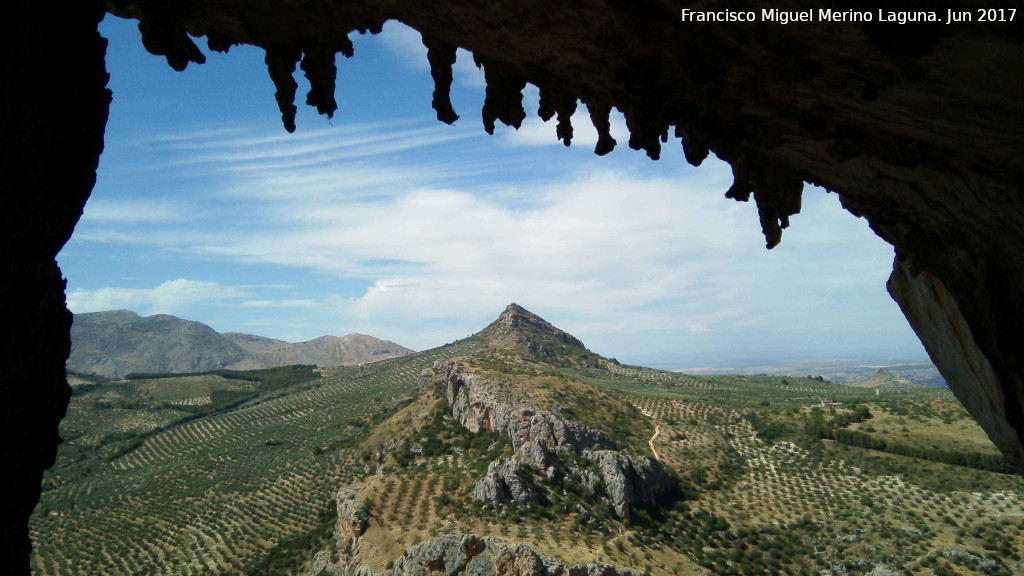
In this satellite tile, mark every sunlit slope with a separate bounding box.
[31,338,481,576]
[32,303,1024,576]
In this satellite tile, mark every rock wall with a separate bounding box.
[441,361,610,450]
[441,361,676,520]
[384,535,640,576]
[1,1,110,573]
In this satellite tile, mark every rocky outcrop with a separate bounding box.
[441,361,610,451]
[584,450,677,520]
[844,367,925,390]
[440,360,675,519]
[477,304,588,358]
[385,535,640,576]
[336,487,371,550]
[472,458,538,504]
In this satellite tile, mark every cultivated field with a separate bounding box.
[32,330,1024,576]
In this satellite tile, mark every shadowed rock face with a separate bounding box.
[5,0,1024,573]
[2,0,110,571]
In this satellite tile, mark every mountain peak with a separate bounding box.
[846,366,925,390]
[478,303,588,356]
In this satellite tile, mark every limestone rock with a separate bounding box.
[584,450,677,521]
[441,361,611,452]
[518,440,550,470]
[446,360,676,517]
[418,367,435,391]
[385,535,639,576]
[477,304,588,358]
[336,487,370,550]
[473,458,537,504]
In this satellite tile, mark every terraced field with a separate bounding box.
[32,312,1024,576]
[30,339,482,576]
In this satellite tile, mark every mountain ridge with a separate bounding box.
[844,367,926,390]
[68,310,413,379]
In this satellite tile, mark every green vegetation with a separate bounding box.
[31,317,1024,576]
[31,339,483,576]
[248,503,338,576]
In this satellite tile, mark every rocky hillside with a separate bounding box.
[434,359,676,520]
[68,310,247,379]
[845,368,926,390]
[477,303,591,361]
[224,333,412,370]
[68,310,412,379]
[303,304,682,576]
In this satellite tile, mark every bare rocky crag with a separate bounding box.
[476,304,589,361]
[68,309,412,379]
[385,535,641,576]
[315,533,641,576]
[437,360,676,521]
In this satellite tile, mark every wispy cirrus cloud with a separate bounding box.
[82,199,188,223]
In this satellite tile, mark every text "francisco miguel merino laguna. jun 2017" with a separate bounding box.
[681,8,1016,25]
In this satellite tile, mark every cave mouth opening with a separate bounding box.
[6,3,1024,574]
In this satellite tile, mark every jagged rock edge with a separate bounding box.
[128,15,803,249]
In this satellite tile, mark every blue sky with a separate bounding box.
[58,15,928,367]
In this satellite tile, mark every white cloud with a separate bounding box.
[238,299,317,308]
[72,118,914,356]
[67,279,249,315]
[82,199,186,223]
[377,21,485,88]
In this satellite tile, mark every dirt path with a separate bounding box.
[649,424,661,461]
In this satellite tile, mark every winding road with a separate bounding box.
[649,424,662,461]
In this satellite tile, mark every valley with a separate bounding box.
[31,305,1023,576]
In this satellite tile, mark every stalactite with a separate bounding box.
[622,105,663,160]
[265,47,302,133]
[586,101,616,156]
[300,47,339,118]
[478,58,526,135]
[726,157,804,249]
[422,34,459,125]
[136,16,206,72]
[674,125,710,167]
[538,85,577,147]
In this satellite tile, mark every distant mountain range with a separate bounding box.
[68,310,413,379]
[843,367,927,390]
